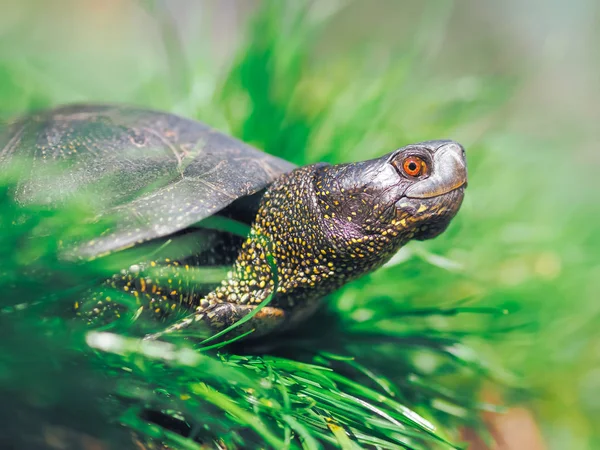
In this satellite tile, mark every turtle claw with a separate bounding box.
[143,303,288,342]
[143,315,197,341]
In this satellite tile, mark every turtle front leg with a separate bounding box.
[144,302,287,341]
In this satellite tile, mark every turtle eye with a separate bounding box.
[401,156,427,177]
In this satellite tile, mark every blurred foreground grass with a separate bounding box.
[0,1,599,449]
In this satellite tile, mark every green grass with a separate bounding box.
[0,1,598,449]
[0,172,482,449]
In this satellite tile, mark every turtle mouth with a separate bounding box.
[404,142,467,199]
[394,185,465,217]
[394,186,465,240]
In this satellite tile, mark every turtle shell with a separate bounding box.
[0,104,295,257]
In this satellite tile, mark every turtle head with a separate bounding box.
[314,140,467,255]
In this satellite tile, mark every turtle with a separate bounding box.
[0,104,467,340]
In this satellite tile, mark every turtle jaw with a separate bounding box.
[394,186,465,241]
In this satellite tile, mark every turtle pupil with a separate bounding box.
[408,162,417,171]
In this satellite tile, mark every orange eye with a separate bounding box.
[402,156,427,177]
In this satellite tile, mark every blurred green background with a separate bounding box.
[1,1,598,449]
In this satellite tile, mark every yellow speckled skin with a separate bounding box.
[155,143,466,339]
[0,105,466,340]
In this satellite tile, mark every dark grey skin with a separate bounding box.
[0,105,467,340]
